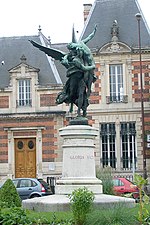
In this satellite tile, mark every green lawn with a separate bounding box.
[25,203,150,225]
[26,210,73,224]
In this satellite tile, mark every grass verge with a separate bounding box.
[25,203,150,225]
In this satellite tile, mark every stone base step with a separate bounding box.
[22,194,135,212]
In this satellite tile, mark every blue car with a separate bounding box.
[11,178,52,200]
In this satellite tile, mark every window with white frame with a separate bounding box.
[109,64,124,102]
[100,123,116,168]
[120,122,136,170]
[17,79,31,107]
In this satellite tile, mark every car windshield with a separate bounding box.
[113,178,136,187]
[125,179,135,185]
[113,179,124,186]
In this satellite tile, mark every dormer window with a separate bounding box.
[8,55,39,111]
[16,79,32,107]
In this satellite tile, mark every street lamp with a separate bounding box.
[135,13,147,179]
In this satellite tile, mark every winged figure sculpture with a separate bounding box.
[29,25,97,118]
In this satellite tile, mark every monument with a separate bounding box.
[22,27,135,212]
[30,24,102,194]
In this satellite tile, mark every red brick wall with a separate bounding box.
[0,128,8,162]
[40,94,58,107]
[90,63,101,104]
[83,4,92,22]
[42,121,57,162]
[0,96,9,108]
[132,61,150,102]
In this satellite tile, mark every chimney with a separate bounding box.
[83,4,92,23]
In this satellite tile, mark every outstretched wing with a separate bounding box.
[29,40,66,61]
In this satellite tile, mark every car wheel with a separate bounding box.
[30,194,40,198]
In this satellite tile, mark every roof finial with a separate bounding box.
[38,25,42,33]
[48,36,51,46]
[111,20,119,41]
[20,55,27,63]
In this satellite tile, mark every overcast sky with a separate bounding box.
[0,0,149,43]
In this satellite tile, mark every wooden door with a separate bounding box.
[15,138,36,178]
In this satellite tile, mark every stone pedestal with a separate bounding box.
[22,123,135,212]
[55,124,102,194]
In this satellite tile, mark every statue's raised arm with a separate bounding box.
[81,24,97,44]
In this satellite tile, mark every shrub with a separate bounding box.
[134,174,150,224]
[69,187,94,225]
[0,207,31,225]
[86,203,137,225]
[0,179,21,208]
[96,166,114,195]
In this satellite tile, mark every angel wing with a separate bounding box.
[29,40,66,61]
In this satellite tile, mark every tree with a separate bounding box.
[0,179,21,208]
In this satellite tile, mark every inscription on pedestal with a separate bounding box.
[70,155,94,160]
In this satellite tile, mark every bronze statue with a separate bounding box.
[29,25,97,117]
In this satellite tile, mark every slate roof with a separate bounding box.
[0,0,149,89]
[80,0,150,50]
[0,34,67,89]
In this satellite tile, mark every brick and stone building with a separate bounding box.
[0,0,150,181]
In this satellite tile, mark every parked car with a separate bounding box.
[11,178,52,200]
[113,177,139,199]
